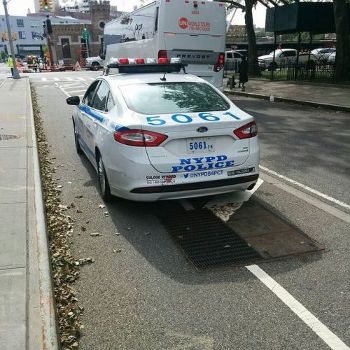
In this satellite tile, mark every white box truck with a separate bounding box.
[102,0,226,89]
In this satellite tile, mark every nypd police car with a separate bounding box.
[66,59,259,201]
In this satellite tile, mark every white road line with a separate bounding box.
[246,265,350,350]
[65,77,73,81]
[54,83,70,97]
[53,77,59,81]
[89,77,95,81]
[65,89,86,93]
[41,77,47,81]
[261,172,350,224]
[62,86,86,90]
[260,166,350,211]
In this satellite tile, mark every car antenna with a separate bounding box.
[160,73,166,81]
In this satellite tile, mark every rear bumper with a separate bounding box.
[109,172,259,202]
[105,136,260,202]
[131,174,258,194]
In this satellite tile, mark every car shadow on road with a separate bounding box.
[78,149,323,286]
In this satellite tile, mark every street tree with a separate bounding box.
[215,0,287,75]
[217,0,350,81]
[333,0,350,81]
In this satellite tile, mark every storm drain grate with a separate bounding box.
[0,134,19,141]
[158,207,261,269]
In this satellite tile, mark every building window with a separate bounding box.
[16,19,24,27]
[61,38,71,59]
[30,21,40,28]
[19,31,26,39]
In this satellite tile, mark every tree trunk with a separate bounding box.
[333,0,350,81]
[245,0,260,76]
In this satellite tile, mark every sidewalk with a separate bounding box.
[0,78,57,349]
[224,78,350,112]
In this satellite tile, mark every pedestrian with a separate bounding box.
[238,56,248,91]
[7,55,14,77]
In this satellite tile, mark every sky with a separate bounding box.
[0,0,267,28]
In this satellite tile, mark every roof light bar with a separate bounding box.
[106,63,187,74]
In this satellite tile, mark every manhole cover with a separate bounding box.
[158,206,261,269]
[0,134,20,141]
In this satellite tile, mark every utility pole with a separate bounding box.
[2,0,20,79]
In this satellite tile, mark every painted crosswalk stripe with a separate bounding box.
[54,77,59,81]
[41,77,48,81]
[65,77,73,81]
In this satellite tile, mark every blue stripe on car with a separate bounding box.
[79,105,104,122]
[115,124,129,131]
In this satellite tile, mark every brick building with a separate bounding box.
[50,1,110,65]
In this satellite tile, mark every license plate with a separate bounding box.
[186,138,215,153]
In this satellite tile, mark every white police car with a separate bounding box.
[66,58,259,201]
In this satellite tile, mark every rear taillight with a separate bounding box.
[234,121,258,139]
[135,58,145,64]
[213,52,225,72]
[158,50,168,58]
[113,129,168,147]
[118,58,129,64]
[158,57,170,64]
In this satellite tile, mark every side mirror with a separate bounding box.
[66,96,80,105]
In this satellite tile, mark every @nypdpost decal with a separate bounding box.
[171,155,234,173]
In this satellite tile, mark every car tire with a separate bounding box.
[92,62,100,71]
[268,62,277,71]
[73,121,83,155]
[96,154,112,202]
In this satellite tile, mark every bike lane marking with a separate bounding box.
[260,166,350,211]
[247,264,350,350]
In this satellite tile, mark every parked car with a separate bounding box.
[258,49,319,70]
[225,50,244,71]
[298,53,319,65]
[85,56,104,70]
[258,49,297,70]
[233,49,248,58]
[311,48,336,62]
[327,51,336,64]
[66,59,259,202]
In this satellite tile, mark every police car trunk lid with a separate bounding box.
[141,110,251,174]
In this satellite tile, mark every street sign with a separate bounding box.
[82,28,89,40]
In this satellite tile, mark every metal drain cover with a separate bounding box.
[0,134,20,141]
[158,207,261,269]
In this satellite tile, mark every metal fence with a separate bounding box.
[258,62,336,82]
[225,61,336,83]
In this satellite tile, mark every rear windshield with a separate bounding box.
[119,82,230,115]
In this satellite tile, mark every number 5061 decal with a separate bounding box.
[146,112,240,126]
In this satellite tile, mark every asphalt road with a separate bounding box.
[32,71,350,350]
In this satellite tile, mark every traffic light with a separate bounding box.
[1,32,8,42]
[46,19,52,34]
[40,0,53,12]
[82,27,89,40]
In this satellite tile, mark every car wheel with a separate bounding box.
[92,62,100,71]
[96,154,112,202]
[268,62,277,71]
[73,121,83,155]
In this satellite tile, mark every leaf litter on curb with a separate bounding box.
[32,87,87,350]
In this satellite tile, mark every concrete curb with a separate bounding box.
[224,89,350,113]
[27,78,59,349]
